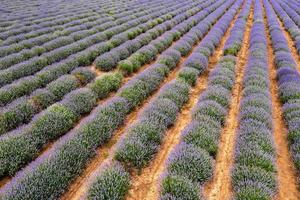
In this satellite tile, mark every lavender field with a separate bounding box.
[0,0,300,199]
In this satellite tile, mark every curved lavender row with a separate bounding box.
[224,0,252,55]
[95,0,222,72]
[115,0,242,170]
[0,67,97,135]
[0,0,213,134]
[264,0,300,173]
[0,0,232,198]
[232,1,277,199]
[274,0,300,28]
[0,0,177,69]
[269,0,300,56]
[0,1,184,104]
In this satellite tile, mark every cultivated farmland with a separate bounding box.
[0,0,300,199]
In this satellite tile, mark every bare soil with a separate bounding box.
[60,47,184,200]
[90,64,103,76]
[203,5,253,200]
[126,60,210,200]
[274,13,300,73]
[263,3,300,200]
[126,4,245,200]
[0,177,10,188]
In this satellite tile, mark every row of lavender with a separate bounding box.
[3,0,224,173]
[232,0,277,199]
[0,67,96,134]
[0,0,234,199]
[0,0,203,113]
[0,0,182,70]
[84,0,246,199]
[0,1,124,46]
[0,1,150,55]
[0,0,179,89]
[115,0,241,169]
[91,0,218,72]
[269,0,300,57]
[0,0,232,199]
[282,0,300,16]
[264,0,300,173]
[0,0,224,178]
[0,0,108,29]
[157,0,251,199]
[0,1,103,35]
[275,0,300,29]
[0,9,127,69]
[0,0,148,44]
[0,0,210,135]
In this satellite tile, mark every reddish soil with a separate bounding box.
[203,5,252,200]
[263,4,300,200]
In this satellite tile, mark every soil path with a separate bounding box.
[125,3,245,200]
[60,43,188,200]
[0,41,166,191]
[263,2,300,200]
[0,177,10,188]
[271,2,300,73]
[203,5,253,200]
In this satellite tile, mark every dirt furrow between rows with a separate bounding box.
[60,44,191,200]
[203,5,253,200]
[0,38,167,191]
[125,4,245,200]
[263,3,300,200]
[0,63,110,190]
[272,5,300,73]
